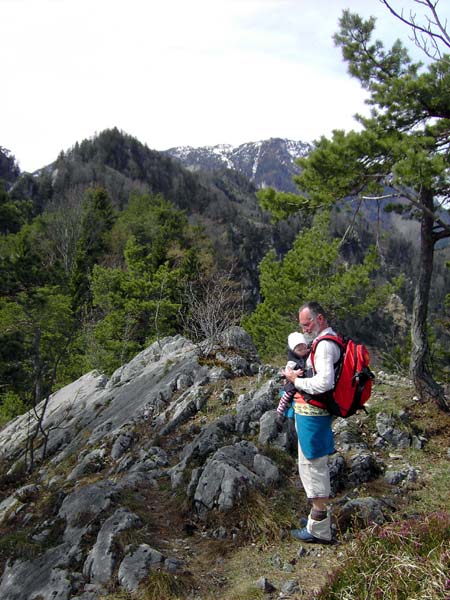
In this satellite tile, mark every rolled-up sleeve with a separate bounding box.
[294,340,341,395]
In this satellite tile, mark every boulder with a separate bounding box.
[118,544,164,592]
[258,410,296,454]
[83,508,141,584]
[339,496,392,531]
[376,412,411,448]
[0,543,75,600]
[347,451,383,486]
[235,380,277,435]
[193,441,279,516]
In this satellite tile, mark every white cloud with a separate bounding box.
[1,0,447,171]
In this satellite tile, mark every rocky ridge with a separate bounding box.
[0,328,434,600]
[166,138,312,193]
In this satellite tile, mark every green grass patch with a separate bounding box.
[99,570,191,600]
[260,444,296,476]
[234,488,299,547]
[318,511,450,599]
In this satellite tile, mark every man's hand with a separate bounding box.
[282,367,302,384]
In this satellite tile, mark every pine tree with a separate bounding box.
[70,187,116,314]
[259,8,450,409]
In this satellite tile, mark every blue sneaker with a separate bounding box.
[291,527,332,544]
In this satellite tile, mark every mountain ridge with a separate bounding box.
[165,137,312,193]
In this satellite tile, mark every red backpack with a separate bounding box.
[304,334,375,418]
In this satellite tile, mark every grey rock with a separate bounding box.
[157,384,210,436]
[193,440,279,515]
[0,495,21,526]
[67,448,107,481]
[253,454,280,486]
[0,335,214,471]
[376,412,411,448]
[117,447,169,488]
[111,431,134,460]
[385,465,418,485]
[58,481,119,545]
[193,441,260,515]
[216,353,250,376]
[169,456,189,489]
[187,467,203,499]
[170,415,236,489]
[0,370,107,465]
[0,543,75,600]
[219,387,235,404]
[339,497,391,530]
[14,484,41,502]
[0,330,265,599]
[334,419,368,451]
[218,326,259,359]
[72,587,106,600]
[398,409,410,423]
[208,366,231,381]
[330,453,347,495]
[83,507,142,584]
[411,435,426,450]
[282,562,294,572]
[164,557,185,573]
[255,576,276,592]
[176,372,194,390]
[258,410,296,453]
[28,567,73,600]
[182,415,236,462]
[118,544,164,592]
[235,380,277,435]
[348,451,383,485]
[270,553,283,568]
[281,579,300,594]
[384,470,405,485]
[212,526,228,539]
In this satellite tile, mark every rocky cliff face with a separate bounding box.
[0,329,426,600]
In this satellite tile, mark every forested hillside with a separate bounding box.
[0,126,449,426]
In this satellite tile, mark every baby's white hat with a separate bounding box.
[288,332,307,351]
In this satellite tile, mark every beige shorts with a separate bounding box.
[297,441,331,499]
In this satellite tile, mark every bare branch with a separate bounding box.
[339,196,364,246]
[380,0,450,61]
[362,187,450,237]
[180,268,244,355]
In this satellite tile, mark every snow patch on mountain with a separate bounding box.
[165,138,312,193]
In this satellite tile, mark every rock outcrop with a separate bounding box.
[0,328,424,599]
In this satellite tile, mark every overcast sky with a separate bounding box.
[1,0,446,172]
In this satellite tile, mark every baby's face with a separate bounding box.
[293,343,308,357]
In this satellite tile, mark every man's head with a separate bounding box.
[298,301,329,341]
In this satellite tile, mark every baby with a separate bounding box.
[276,332,310,418]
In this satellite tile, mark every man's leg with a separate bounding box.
[294,442,332,542]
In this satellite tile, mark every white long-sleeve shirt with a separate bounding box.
[294,327,341,395]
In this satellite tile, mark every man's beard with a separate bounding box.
[303,332,314,344]
[303,322,321,344]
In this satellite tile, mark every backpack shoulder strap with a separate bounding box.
[310,334,345,372]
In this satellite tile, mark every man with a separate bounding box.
[283,301,341,543]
